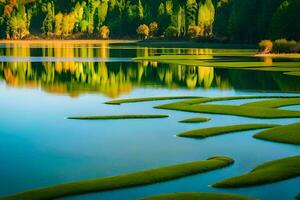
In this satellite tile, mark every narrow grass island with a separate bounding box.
[0,156,233,200]
[212,155,300,188]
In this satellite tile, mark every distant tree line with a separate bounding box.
[0,0,299,42]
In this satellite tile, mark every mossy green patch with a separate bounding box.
[140,192,257,200]
[285,71,300,77]
[105,96,197,105]
[178,124,278,139]
[155,96,300,119]
[179,117,211,123]
[254,122,300,145]
[297,193,300,200]
[0,156,234,200]
[134,55,300,69]
[212,155,300,188]
[67,115,169,120]
[242,98,300,108]
[156,103,300,119]
[255,53,300,59]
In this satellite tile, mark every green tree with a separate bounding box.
[41,2,55,35]
[186,0,198,27]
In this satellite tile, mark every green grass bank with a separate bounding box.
[178,124,278,139]
[254,122,300,145]
[212,155,300,188]
[1,156,234,200]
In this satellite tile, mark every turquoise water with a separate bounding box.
[0,42,300,200]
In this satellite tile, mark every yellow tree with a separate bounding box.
[54,12,63,36]
[137,24,149,39]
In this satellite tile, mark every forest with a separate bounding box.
[0,0,300,42]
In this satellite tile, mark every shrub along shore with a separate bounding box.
[0,156,234,200]
[258,39,300,55]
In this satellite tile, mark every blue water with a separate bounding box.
[0,43,300,200]
[0,84,300,200]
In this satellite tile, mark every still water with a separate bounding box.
[0,41,300,200]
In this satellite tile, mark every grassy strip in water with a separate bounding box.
[179,117,211,123]
[0,156,234,200]
[105,96,198,105]
[134,56,300,69]
[242,98,300,108]
[155,96,300,119]
[212,155,300,188]
[254,122,300,145]
[68,115,169,120]
[134,55,214,60]
[156,102,300,119]
[285,71,300,77]
[255,53,300,59]
[177,124,277,139]
[140,192,257,200]
[157,96,300,107]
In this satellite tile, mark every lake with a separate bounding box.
[0,41,300,200]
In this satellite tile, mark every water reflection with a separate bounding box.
[0,43,300,97]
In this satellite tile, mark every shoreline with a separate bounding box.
[255,53,300,58]
[0,39,257,49]
[0,39,139,45]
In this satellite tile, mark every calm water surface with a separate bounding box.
[0,42,300,200]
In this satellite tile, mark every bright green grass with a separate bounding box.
[134,56,300,69]
[284,71,300,77]
[212,155,300,188]
[179,117,211,123]
[255,53,300,59]
[242,98,300,108]
[254,122,300,145]
[155,96,300,119]
[157,96,300,106]
[177,124,278,139]
[140,192,257,200]
[67,115,169,120]
[105,96,198,105]
[0,156,234,200]
[156,102,300,119]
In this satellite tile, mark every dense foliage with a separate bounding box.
[259,39,300,53]
[0,0,299,41]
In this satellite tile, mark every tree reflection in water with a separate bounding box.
[0,43,299,97]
